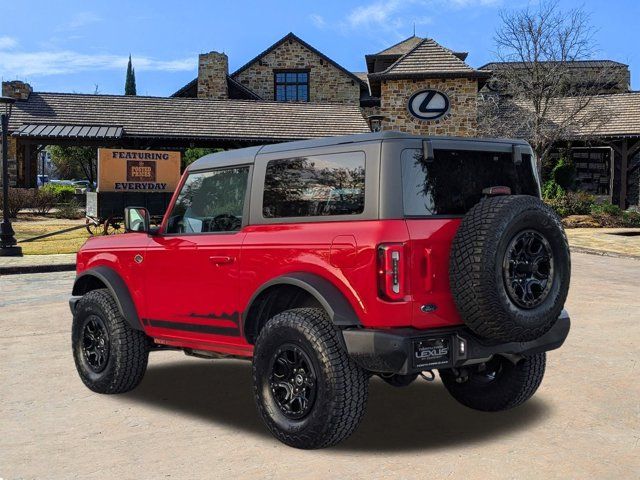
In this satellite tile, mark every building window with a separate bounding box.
[275,71,309,102]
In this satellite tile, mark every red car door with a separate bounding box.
[141,165,251,347]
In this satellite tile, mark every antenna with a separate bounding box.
[413,22,416,37]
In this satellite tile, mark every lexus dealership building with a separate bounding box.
[2,32,639,206]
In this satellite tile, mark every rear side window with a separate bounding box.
[401,148,539,216]
[262,152,365,218]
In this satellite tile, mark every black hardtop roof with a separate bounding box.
[188,131,530,171]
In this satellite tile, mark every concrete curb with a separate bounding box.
[0,263,76,276]
[570,247,640,261]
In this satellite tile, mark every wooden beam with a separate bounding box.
[620,139,628,208]
[628,139,640,161]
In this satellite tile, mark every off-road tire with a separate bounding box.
[379,373,419,387]
[72,289,149,394]
[450,195,570,342]
[253,308,369,449]
[440,353,546,411]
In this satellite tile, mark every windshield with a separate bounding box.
[401,148,539,216]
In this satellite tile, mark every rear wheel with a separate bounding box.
[439,353,546,411]
[72,289,149,394]
[253,308,369,449]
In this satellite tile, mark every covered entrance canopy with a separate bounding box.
[7,92,371,187]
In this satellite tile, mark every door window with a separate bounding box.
[166,167,249,233]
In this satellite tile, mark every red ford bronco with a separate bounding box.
[70,132,570,449]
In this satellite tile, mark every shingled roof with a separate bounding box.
[373,36,424,56]
[493,92,640,139]
[370,38,489,79]
[479,60,628,71]
[8,92,370,142]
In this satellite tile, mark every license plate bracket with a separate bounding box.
[413,336,452,369]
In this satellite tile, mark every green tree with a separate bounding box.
[182,148,221,170]
[48,146,97,184]
[125,55,137,96]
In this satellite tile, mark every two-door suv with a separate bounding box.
[70,132,570,449]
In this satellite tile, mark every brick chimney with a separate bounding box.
[2,80,32,100]
[197,52,228,100]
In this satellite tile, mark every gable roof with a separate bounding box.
[370,38,489,79]
[231,32,366,87]
[171,76,263,99]
[8,92,370,143]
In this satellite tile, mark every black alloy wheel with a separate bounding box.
[81,315,110,373]
[503,229,554,309]
[269,344,317,420]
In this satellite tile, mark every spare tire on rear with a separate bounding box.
[450,195,570,343]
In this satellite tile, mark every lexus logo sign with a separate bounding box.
[408,89,450,121]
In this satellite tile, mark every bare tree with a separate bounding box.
[479,0,615,169]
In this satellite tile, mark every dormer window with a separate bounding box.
[275,70,309,102]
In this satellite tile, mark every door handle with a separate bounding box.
[209,255,234,265]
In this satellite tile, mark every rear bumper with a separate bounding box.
[342,310,570,375]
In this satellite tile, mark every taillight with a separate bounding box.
[377,243,406,301]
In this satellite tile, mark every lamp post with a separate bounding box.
[0,95,22,256]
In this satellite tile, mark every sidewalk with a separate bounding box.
[0,253,76,275]
[565,228,640,259]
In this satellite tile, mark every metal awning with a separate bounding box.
[13,124,124,139]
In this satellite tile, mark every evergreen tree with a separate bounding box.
[125,55,137,96]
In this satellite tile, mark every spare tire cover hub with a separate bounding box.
[502,229,554,309]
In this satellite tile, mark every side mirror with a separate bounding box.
[124,207,150,233]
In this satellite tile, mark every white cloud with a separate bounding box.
[346,0,404,28]
[309,13,326,28]
[66,12,101,29]
[0,50,196,77]
[0,36,17,50]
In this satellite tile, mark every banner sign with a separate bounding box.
[97,148,181,192]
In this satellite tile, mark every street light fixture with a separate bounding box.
[0,95,22,256]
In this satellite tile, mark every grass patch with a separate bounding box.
[13,216,90,255]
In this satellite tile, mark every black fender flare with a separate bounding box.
[71,266,143,331]
[243,272,362,329]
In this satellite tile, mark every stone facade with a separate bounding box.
[379,77,478,136]
[198,52,228,100]
[2,80,32,100]
[233,39,360,104]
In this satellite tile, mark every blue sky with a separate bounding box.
[1,0,638,96]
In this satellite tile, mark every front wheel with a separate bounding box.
[72,289,149,393]
[252,308,369,449]
[439,353,546,412]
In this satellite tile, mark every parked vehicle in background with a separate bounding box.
[69,132,571,449]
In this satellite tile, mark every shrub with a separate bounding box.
[32,188,57,215]
[622,210,640,227]
[545,191,595,217]
[0,187,34,218]
[590,202,622,216]
[53,198,83,219]
[542,180,564,200]
[42,184,76,203]
[552,156,576,190]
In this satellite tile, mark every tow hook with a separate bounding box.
[419,370,435,382]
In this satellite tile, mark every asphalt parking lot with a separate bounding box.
[1,252,638,479]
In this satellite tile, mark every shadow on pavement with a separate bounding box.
[125,359,550,453]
